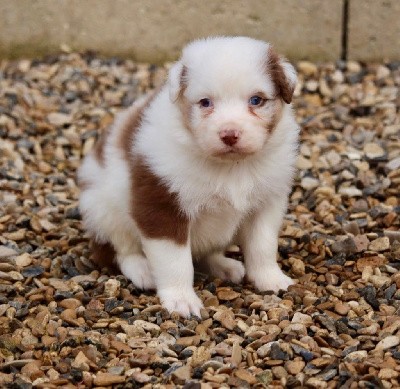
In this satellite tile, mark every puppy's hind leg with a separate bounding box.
[118,253,156,290]
[111,233,156,290]
[202,252,245,284]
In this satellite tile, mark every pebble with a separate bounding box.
[104,279,120,297]
[256,371,273,386]
[71,351,91,371]
[378,368,398,379]
[353,235,369,252]
[289,258,305,277]
[235,368,257,385]
[296,155,313,170]
[386,156,400,171]
[291,312,313,325]
[14,253,33,267]
[47,112,73,126]
[334,302,350,315]
[216,288,240,301]
[93,372,126,386]
[376,336,400,350]
[332,237,357,254]
[347,61,362,73]
[345,350,368,362]
[213,309,236,330]
[0,246,18,258]
[172,365,191,382]
[285,360,305,375]
[364,143,386,159]
[21,265,45,278]
[368,237,390,252]
[301,177,319,191]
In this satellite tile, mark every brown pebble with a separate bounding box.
[93,372,126,386]
[58,298,81,310]
[285,360,305,375]
[334,302,350,315]
[216,288,241,301]
[235,368,257,385]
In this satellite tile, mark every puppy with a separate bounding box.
[78,36,299,317]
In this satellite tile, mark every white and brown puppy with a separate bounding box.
[78,36,299,317]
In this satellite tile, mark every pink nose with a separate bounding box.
[219,129,240,146]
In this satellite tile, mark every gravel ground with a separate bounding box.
[0,52,399,388]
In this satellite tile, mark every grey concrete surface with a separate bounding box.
[348,0,400,61]
[1,0,400,61]
[0,0,343,61]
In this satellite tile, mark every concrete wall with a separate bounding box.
[0,0,399,61]
[348,0,400,61]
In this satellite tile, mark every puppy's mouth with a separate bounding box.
[212,146,255,160]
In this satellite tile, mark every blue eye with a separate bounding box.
[249,95,264,106]
[199,98,213,108]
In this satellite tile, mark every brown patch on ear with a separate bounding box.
[176,66,195,132]
[266,99,284,132]
[177,66,187,100]
[177,97,193,133]
[132,157,189,245]
[267,47,294,104]
[90,239,119,274]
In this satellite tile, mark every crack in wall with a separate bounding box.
[341,0,349,60]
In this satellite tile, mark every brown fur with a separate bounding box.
[93,127,110,166]
[89,93,161,269]
[115,92,189,245]
[178,66,188,99]
[118,90,161,159]
[132,157,189,245]
[90,239,119,274]
[177,97,193,133]
[265,99,284,132]
[266,47,294,104]
[176,66,195,133]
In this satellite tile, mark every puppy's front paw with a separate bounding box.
[208,256,245,283]
[119,255,156,290]
[248,267,295,293]
[158,288,203,318]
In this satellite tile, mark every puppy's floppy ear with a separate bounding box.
[267,47,297,104]
[168,61,187,102]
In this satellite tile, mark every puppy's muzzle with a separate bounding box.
[219,129,241,147]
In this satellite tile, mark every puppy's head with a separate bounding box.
[168,36,297,160]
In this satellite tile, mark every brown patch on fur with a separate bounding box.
[177,97,193,132]
[93,127,110,166]
[176,66,195,132]
[77,179,90,191]
[118,91,160,160]
[266,47,294,104]
[178,66,187,99]
[114,91,189,245]
[90,239,119,274]
[265,99,284,132]
[248,98,283,133]
[132,157,189,245]
[88,93,159,271]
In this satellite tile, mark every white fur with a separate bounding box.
[79,36,299,317]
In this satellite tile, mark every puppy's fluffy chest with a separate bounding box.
[178,170,265,216]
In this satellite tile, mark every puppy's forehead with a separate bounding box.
[182,37,275,98]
